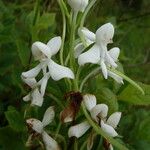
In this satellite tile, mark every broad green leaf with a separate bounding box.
[118,83,150,105]
[0,126,27,150]
[138,117,150,142]
[16,40,30,67]
[5,106,25,132]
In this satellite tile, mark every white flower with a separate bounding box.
[67,0,89,13]
[68,94,121,140]
[26,106,60,150]
[76,23,123,83]
[22,37,74,106]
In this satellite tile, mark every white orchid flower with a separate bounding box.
[68,94,121,144]
[22,36,74,82]
[68,0,89,13]
[22,37,74,106]
[26,106,60,150]
[77,23,123,83]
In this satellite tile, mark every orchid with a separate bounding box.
[21,36,74,106]
[76,23,123,83]
[26,106,60,150]
[67,0,89,13]
[68,94,121,150]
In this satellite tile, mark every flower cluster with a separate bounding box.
[21,0,125,149]
[68,94,122,150]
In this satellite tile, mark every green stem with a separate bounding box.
[79,68,99,91]
[54,122,62,140]
[68,11,78,90]
[69,11,78,70]
[80,140,87,150]
[81,103,128,150]
[80,0,97,27]
[47,93,64,109]
[109,68,145,95]
[74,138,78,150]
[58,0,66,65]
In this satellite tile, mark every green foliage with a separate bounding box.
[5,106,25,132]
[0,126,27,150]
[0,0,150,149]
[119,83,150,105]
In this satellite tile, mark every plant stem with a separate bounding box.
[109,68,145,95]
[47,93,64,109]
[79,68,100,91]
[54,122,62,140]
[80,0,97,27]
[69,11,78,70]
[58,0,66,65]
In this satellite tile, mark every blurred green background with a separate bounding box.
[0,0,150,149]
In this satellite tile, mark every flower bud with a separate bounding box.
[68,0,89,12]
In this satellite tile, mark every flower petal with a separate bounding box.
[40,74,50,96]
[107,112,122,128]
[74,43,85,58]
[68,121,91,138]
[23,94,31,102]
[22,64,42,78]
[32,42,52,60]
[47,37,61,56]
[108,47,120,62]
[48,59,74,81]
[31,88,44,107]
[42,106,55,127]
[81,27,96,42]
[101,120,118,137]
[78,44,100,66]
[83,94,97,111]
[26,118,43,133]
[96,23,114,45]
[105,52,117,68]
[108,70,124,84]
[100,60,108,79]
[21,77,37,88]
[42,131,60,150]
[90,104,108,122]
[109,144,114,150]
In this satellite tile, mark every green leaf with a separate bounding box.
[16,40,30,67]
[5,106,25,132]
[96,88,118,113]
[118,83,150,105]
[35,13,56,30]
[0,126,27,150]
[138,117,150,142]
[109,68,145,95]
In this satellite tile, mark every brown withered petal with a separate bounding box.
[60,104,75,123]
[61,91,83,123]
[103,139,111,150]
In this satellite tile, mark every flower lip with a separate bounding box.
[32,42,52,61]
[26,118,43,134]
